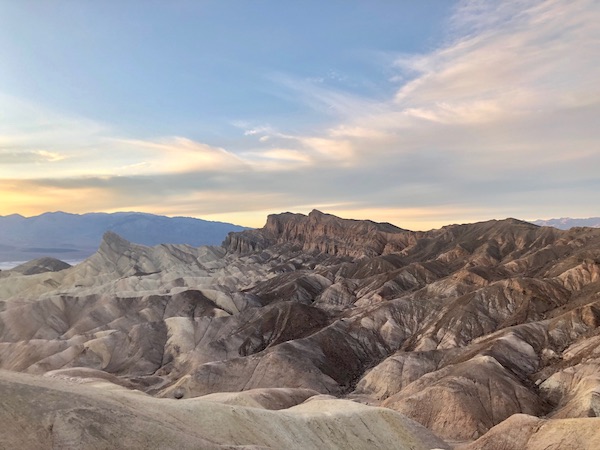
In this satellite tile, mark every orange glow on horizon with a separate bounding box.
[0,183,556,231]
[0,183,116,217]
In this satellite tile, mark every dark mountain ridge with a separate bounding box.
[0,211,248,263]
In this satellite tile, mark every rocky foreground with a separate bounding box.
[1,210,600,449]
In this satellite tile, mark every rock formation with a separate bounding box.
[1,209,600,448]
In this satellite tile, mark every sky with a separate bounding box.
[0,0,599,230]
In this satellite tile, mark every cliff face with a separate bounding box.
[224,209,414,257]
[224,210,563,265]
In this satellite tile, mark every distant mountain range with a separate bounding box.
[0,211,248,264]
[531,217,600,229]
[3,212,597,266]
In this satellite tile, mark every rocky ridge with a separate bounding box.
[1,209,600,448]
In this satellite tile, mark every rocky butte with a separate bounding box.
[0,209,600,449]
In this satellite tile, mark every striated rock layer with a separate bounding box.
[2,209,600,448]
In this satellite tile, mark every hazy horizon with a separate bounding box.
[2,208,598,232]
[1,1,598,229]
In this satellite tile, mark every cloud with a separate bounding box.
[256,1,598,224]
[0,178,117,217]
[392,1,600,124]
[270,73,383,121]
[0,93,108,148]
[111,137,248,174]
[1,0,598,229]
[243,126,272,136]
[244,148,312,165]
[0,149,66,164]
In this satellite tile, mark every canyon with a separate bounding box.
[1,209,600,449]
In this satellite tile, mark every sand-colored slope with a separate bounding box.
[0,370,449,450]
[460,413,600,450]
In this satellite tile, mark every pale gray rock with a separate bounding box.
[0,370,450,450]
[352,351,442,401]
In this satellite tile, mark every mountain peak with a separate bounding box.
[2,213,25,219]
[102,230,128,242]
[9,257,71,275]
[99,231,134,256]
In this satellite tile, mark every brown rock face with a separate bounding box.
[2,210,600,448]
[460,414,600,450]
[224,209,415,257]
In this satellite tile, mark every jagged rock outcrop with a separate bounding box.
[224,209,416,257]
[2,210,600,448]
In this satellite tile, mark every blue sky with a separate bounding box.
[1,1,599,228]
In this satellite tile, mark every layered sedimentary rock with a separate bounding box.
[223,209,416,257]
[1,209,600,448]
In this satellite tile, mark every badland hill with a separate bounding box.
[1,209,600,449]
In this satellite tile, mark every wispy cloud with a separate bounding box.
[1,0,598,228]
[243,126,273,136]
[0,149,66,164]
[111,137,248,174]
[393,0,600,120]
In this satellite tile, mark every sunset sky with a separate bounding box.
[1,1,598,229]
